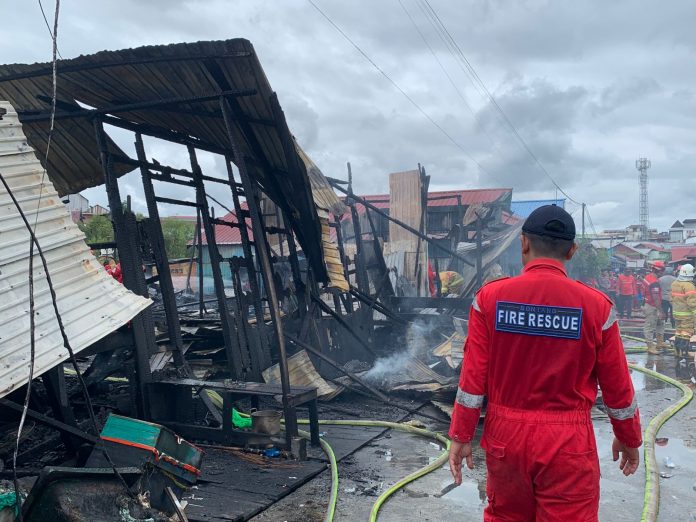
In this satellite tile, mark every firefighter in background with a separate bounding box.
[449,205,640,521]
[672,263,696,358]
[617,268,636,318]
[439,270,465,296]
[642,261,666,354]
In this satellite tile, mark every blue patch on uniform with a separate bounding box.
[495,301,583,340]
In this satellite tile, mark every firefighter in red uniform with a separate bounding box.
[449,205,641,521]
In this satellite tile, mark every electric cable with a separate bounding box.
[10,3,61,515]
[396,0,504,162]
[37,0,62,59]
[416,0,583,206]
[306,0,494,179]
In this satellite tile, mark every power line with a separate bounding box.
[37,0,62,59]
[306,0,495,179]
[397,0,505,159]
[416,0,582,206]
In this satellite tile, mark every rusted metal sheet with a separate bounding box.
[0,101,151,399]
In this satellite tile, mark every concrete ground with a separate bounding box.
[251,349,696,521]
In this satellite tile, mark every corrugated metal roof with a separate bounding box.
[296,145,345,216]
[671,246,696,262]
[510,198,566,218]
[198,208,252,246]
[0,39,326,280]
[0,101,151,399]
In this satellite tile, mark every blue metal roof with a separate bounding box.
[510,199,566,218]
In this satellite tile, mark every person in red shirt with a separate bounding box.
[449,205,641,521]
[642,261,666,354]
[607,271,618,303]
[617,268,636,318]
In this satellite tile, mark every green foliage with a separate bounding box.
[78,214,114,244]
[567,241,610,281]
[161,218,195,259]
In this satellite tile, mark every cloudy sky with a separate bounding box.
[2,0,695,232]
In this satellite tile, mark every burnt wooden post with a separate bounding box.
[332,215,354,313]
[196,209,205,316]
[224,157,271,369]
[220,96,297,448]
[93,117,153,419]
[41,366,80,453]
[135,133,186,368]
[188,145,249,379]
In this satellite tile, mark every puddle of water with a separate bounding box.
[654,438,696,478]
[440,478,486,509]
[627,353,674,391]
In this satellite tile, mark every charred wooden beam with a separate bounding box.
[310,293,377,358]
[18,89,257,122]
[220,96,297,448]
[0,399,97,445]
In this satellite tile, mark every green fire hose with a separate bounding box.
[65,338,692,522]
[620,335,694,521]
[294,419,449,522]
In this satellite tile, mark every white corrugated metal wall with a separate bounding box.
[0,101,151,398]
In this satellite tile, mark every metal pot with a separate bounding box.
[251,410,282,435]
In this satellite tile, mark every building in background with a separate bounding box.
[510,198,565,218]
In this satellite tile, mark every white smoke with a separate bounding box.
[363,320,437,386]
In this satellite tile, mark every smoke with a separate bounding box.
[363,320,438,386]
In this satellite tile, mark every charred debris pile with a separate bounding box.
[0,39,521,520]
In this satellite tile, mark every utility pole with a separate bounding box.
[581,202,586,239]
[636,157,651,240]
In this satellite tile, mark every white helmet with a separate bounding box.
[680,263,695,278]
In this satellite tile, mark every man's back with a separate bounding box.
[477,259,613,411]
[660,274,676,300]
[448,205,641,522]
[618,274,634,295]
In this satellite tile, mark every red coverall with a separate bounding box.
[449,259,642,521]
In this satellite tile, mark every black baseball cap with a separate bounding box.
[522,204,576,240]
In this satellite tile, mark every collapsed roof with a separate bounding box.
[0,39,334,279]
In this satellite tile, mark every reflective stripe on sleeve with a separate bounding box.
[456,387,484,409]
[606,397,637,421]
[602,306,618,331]
[472,295,481,312]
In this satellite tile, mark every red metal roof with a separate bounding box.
[671,246,696,263]
[196,207,253,246]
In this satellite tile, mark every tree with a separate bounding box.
[78,215,114,244]
[567,241,610,281]
[160,218,195,259]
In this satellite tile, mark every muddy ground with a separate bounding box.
[252,349,696,521]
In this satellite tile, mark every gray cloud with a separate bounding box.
[3,0,696,232]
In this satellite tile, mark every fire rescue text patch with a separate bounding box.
[495,301,583,340]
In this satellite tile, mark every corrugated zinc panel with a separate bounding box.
[0,101,151,398]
